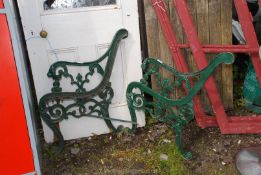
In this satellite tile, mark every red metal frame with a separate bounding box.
[151,0,261,133]
[0,14,35,174]
[0,0,3,8]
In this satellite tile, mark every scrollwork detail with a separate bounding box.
[47,103,67,122]
[47,62,106,93]
[132,93,145,109]
[99,85,114,102]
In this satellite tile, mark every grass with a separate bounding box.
[106,133,190,175]
[153,143,189,175]
[56,130,190,174]
[42,122,248,175]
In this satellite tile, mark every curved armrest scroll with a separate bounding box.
[140,52,234,105]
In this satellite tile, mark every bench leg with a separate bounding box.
[172,124,192,160]
[127,83,193,159]
[102,107,117,132]
[126,102,138,133]
[41,113,65,154]
[126,92,141,134]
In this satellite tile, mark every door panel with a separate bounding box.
[18,0,145,142]
[0,15,35,175]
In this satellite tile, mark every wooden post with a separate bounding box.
[221,0,233,109]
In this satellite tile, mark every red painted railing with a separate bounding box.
[151,0,261,133]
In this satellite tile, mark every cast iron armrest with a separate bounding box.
[45,28,128,94]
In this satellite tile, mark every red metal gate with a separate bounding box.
[151,0,261,133]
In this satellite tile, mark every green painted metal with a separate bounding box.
[243,61,261,113]
[39,29,137,153]
[126,52,235,159]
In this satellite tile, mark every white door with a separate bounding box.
[17,0,145,142]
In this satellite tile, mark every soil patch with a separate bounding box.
[41,120,261,175]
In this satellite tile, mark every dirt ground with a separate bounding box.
[41,113,261,175]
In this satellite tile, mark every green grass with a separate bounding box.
[42,125,191,174]
[108,135,190,174]
[152,143,189,175]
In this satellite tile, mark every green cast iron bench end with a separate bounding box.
[126,52,235,159]
[38,29,138,154]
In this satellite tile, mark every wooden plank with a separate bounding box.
[183,0,198,99]
[144,0,161,91]
[168,0,182,99]
[169,0,184,45]
[169,0,186,70]
[186,0,198,72]
[208,0,222,100]
[144,0,160,58]
[196,0,209,45]
[143,0,233,109]
[138,0,148,59]
[221,0,233,110]
[196,0,212,112]
[159,0,172,80]
[144,0,174,93]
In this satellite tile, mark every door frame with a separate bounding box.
[3,0,41,174]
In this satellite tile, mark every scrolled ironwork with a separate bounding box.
[39,29,137,153]
[127,52,235,159]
